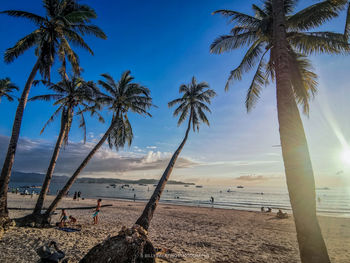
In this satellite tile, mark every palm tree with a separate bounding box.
[344,1,350,40]
[81,77,216,262]
[0,0,106,229]
[42,71,153,223]
[0,78,18,102]
[29,75,101,217]
[211,0,348,262]
[135,77,216,230]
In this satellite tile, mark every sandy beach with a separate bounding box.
[0,193,349,262]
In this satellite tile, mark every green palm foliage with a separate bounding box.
[168,77,216,131]
[97,71,153,150]
[43,71,153,218]
[1,0,107,77]
[210,0,349,114]
[0,78,18,102]
[31,76,101,143]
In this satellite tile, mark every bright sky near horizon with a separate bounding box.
[1,0,350,187]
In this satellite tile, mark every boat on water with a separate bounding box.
[196,185,203,188]
[237,185,244,189]
[316,187,330,190]
[184,185,189,187]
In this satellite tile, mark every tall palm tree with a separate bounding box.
[211,0,348,262]
[0,0,106,228]
[135,77,216,230]
[0,78,18,102]
[80,77,215,262]
[29,75,101,217]
[42,71,153,222]
[344,1,350,39]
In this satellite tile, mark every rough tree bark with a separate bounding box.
[32,108,71,215]
[135,110,192,230]
[272,0,330,262]
[42,118,118,222]
[0,59,40,231]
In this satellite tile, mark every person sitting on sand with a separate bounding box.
[277,209,288,219]
[266,207,272,213]
[261,206,265,212]
[69,215,77,224]
[93,199,102,225]
[59,209,68,227]
[37,240,65,263]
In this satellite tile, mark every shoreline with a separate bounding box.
[39,193,350,218]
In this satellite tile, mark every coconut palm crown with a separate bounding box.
[210,0,349,114]
[1,0,107,78]
[0,78,18,102]
[30,75,101,143]
[168,76,216,131]
[97,70,153,150]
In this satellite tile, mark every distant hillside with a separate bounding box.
[10,171,194,185]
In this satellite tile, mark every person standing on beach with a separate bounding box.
[73,192,77,201]
[133,193,136,202]
[59,209,68,227]
[93,199,102,225]
[77,191,81,201]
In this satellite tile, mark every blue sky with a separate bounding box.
[1,0,350,187]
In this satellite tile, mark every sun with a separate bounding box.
[341,149,350,165]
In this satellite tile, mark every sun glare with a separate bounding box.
[341,149,350,165]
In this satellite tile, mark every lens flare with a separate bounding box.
[341,149,350,165]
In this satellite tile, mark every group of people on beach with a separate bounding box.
[73,191,82,201]
[261,206,288,219]
[58,199,102,227]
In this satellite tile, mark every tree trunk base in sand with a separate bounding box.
[0,216,14,238]
[14,214,51,228]
[80,225,155,263]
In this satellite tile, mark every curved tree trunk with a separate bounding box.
[42,120,117,221]
[32,109,70,215]
[272,1,330,262]
[0,59,40,230]
[135,112,192,230]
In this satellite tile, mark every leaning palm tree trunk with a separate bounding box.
[0,59,40,229]
[272,0,330,262]
[32,112,69,215]
[42,120,117,222]
[135,113,192,230]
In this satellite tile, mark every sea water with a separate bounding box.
[10,182,350,218]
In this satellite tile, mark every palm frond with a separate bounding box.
[289,31,350,55]
[0,10,45,25]
[246,58,266,112]
[4,29,40,63]
[210,32,259,54]
[288,0,346,31]
[224,40,265,90]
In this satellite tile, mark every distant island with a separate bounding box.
[10,171,195,186]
